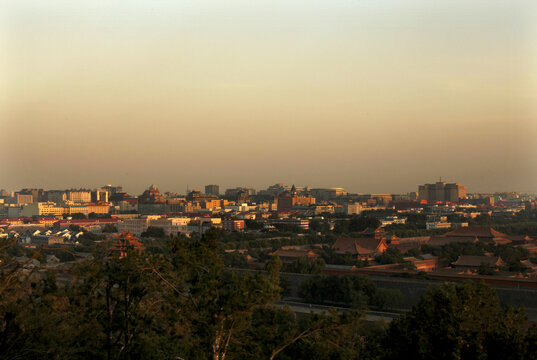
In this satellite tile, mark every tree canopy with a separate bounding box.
[385,281,533,360]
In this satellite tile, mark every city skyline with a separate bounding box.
[0,179,531,197]
[1,1,537,194]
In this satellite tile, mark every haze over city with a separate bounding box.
[4,2,537,359]
[1,0,537,194]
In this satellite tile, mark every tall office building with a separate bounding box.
[205,184,220,195]
[418,181,466,202]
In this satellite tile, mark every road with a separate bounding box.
[274,300,400,323]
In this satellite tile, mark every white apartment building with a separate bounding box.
[116,216,159,236]
[344,203,364,215]
[150,217,191,236]
[21,202,65,217]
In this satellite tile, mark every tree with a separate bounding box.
[370,288,403,311]
[298,275,394,309]
[384,281,529,360]
[66,243,163,359]
[223,251,249,268]
[334,215,381,234]
[162,230,282,360]
[140,226,165,238]
[102,224,118,233]
[244,219,264,231]
[477,262,496,275]
[375,247,404,265]
[0,239,33,358]
[473,214,492,226]
[69,224,81,232]
[284,257,326,274]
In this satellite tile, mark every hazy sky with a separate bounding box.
[1,0,536,195]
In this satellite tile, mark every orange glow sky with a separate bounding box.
[1,1,536,194]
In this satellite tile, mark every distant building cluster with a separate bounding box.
[1,180,536,255]
[2,179,537,292]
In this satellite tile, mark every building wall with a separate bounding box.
[67,191,92,203]
[87,204,110,214]
[150,217,190,236]
[21,202,64,217]
[16,194,34,205]
[311,188,347,201]
[117,217,153,236]
[222,220,245,232]
[7,206,22,218]
[92,189,109,202]
[345,203,363,215]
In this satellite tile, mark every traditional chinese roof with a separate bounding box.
[452,255,504,268]
[506,235,534,242]
[272,248,318,259]
[443,226,507,239]
[429,236,479,247]
[358,227,386,237]
[332,237,387,256]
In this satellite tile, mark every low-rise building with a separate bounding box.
[222,219,245,232]
[451,255,505,271]
[269,218,309,230]
[116,216,159,236]
[380,216,407,227]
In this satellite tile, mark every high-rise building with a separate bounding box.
[418,181,466,202]
[19,188,45,202]
[92,189,109,202]
[46,190,67,204]
[205,184,220,195]
[103,184,123,197]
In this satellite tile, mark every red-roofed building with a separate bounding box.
[429,226,515,246]
[0,217,30,226]
[451,255,505,270]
